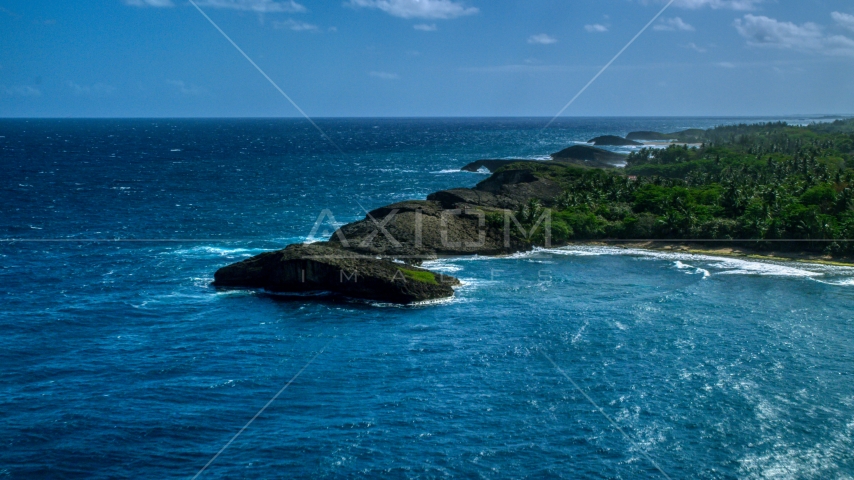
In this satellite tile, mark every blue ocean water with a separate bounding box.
[2,118,854,479]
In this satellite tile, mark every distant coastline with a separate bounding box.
[215,119,854,302]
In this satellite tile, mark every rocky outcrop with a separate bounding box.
[626,131,673,141]
[328,199,511,258]
[314,167,566,267]
[474,169,564,206]
[214,243,460,304]
[460,159,536,172]
[626,129,707,142]
[461,148,631,173]
[550,145,627,167]
[427,188,502,209]
[588,135,642,146]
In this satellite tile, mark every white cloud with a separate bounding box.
[734,14,854,57]
[123,0,307,10]
[274,18,319,31]
[123,0,174,6]
[167,80,206,95]
[347,0,477,19]
[716,61,736,68]
[654,17,695,32]
[673,0,760,10]
[833,12,854,32]
[528,33,557,44]
[640,0,762,10]
[68,82,116,96]
[370,71,400,80]
[413,23,437,31]
[4,85,42,97]
[195,0,306,13]
[584,24,608,33]
[685,42,706,52]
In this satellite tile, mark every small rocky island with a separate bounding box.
[214,243,460,304]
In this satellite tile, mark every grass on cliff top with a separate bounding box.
[398,268,438,285]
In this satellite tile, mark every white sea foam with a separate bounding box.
[674,260,711,278]
[711,259,819,278]
[166,246,269,258]
[365,295,463,308]
[813,278,854,286]
[738,417,853,480]
[526,245,854,283]
[262,289,333,298]
[440,254,506,263]
[420,259,463,273]
[455,277,501,290]
[431,169,467,174]
[376,168,418,173]
[541,247,605,256]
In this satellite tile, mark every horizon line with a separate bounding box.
[1,114,852,121]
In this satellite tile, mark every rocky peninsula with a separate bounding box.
[215,155,577,303]
[214,120,854,303]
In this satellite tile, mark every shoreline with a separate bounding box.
[573,241,854,267]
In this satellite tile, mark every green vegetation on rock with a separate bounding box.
[398,268,439,285]
[531,119,854,254]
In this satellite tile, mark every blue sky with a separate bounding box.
[1,0,853,117]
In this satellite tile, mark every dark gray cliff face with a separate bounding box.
[460,159,535,172]
[325,168,561,260]
[328,200,511,258]
[550,145,626,167]
[474,169,564,206]
[214,243,460,304]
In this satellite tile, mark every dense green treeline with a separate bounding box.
[512,119,854,254]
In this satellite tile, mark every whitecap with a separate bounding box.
[214,289,257,297]
[164,246,269,258]
[711,259,820,278]
[455,277,501,290]
[674,260,711,278]
[420,259,463,273]
[812,278,854,286]
[431,169,467,174]
[537,247,610,257]
[362,295,463,308]
[262,290,333,298]
[533,245,854,280]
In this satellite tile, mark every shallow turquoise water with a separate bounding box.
[2,118,853,479]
